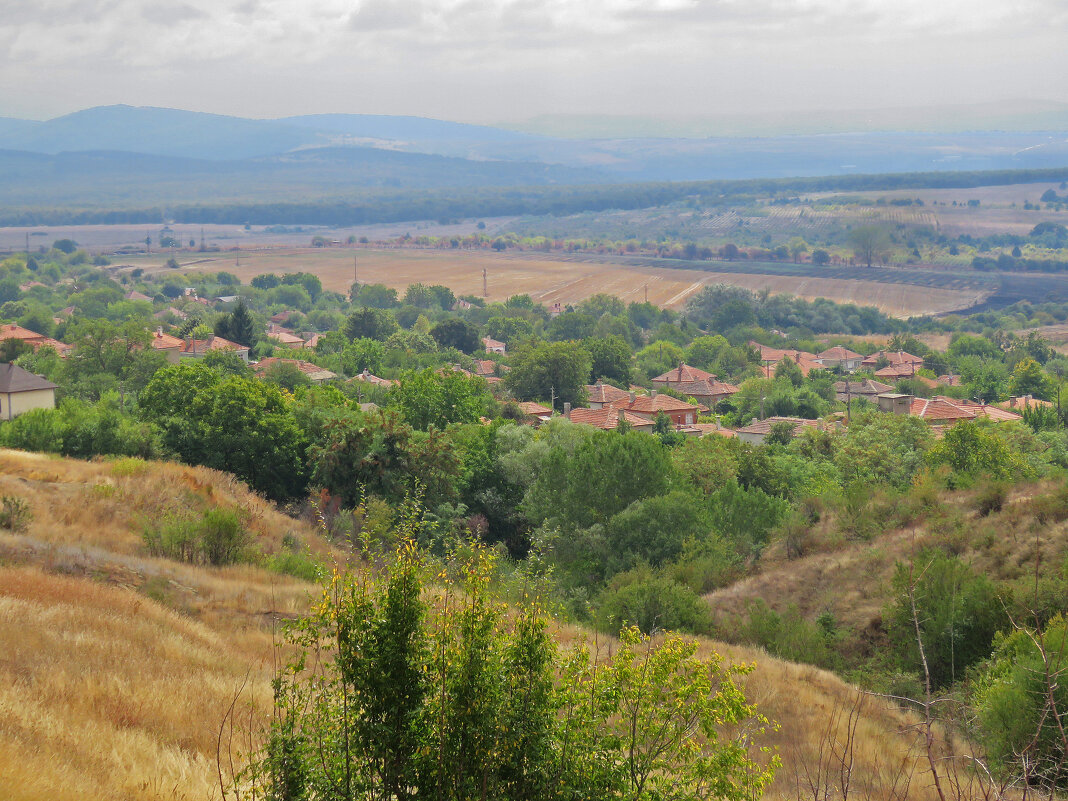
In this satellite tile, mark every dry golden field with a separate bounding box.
[0,449,959,801]
[120,247,984,317]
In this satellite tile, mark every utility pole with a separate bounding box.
[644,284,648,303]
[354,255,358,286]
[550,386,556,413]
[199,227,205,252]
[24,231,29,252]
[846,381,852,423]
[482,268,487,298]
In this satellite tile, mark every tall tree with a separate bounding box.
[505,340,592,410]
[848,225,890,268]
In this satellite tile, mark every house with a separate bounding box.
[482,337,507,354]
[566,405,655,432]
[816,346,864,372]
[585,380,631,409]
[874,362,920,381]
[472,359,507,378]
[150,328,185,363]
[939,397,1022,422]
[516,401,553,425]
[833,379,893,403]
[124,290,152,302]
[270,310,294,325]
[651,363,716,388]
[254,357,337,384]
[153,306,189,322]
[749,342,823,377]
[879,393,1024,426]
[352,369,395,388]
[735,416,822,445]
[610,391,704,426]
[686,421,737,439]
[861,350,924,370]
[0,324,47,348]
[0,324,71,358]
[0,363,57,420]
[669,378,740,410]
[1002,395,1053,412]
[179,335,250,362]
[266,324,307,349]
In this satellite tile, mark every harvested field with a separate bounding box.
[122,247,988,317]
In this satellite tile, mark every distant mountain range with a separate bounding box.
[0,104,1066,210]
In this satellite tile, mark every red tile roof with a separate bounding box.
[0,324,46,342]
[180,335,248,355]
[736,416,822,437]
[567,407,654,430]
[254,357,337,382]
[688,422,737,438]
[651,363,716,384]
[937,397,1022,422]
[1001,395,1053,411]
[352,370,395,387]
[816,346,863,361]
[517,401,553,417]
[150,330,184,350]
[613,393,703,414]
[909,398,975,422]
[586,381,630,404]
[671,378,739,399]
[862,350,924,367]
[874,363,920,380]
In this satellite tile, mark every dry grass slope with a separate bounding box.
[0,449,953,800]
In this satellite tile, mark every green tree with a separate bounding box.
[250,544,777,801]
[584,335,632,384]
[886,550,1007,688]
[1010,357,1053,399]
[262,361,311,392]
[973,615,1068,789]
[505,340,592,410]
[685,335,728,370]
[140,365,307,500]
[848,225,891,268]
[524,428,673,530]
[389,369,487,431]
[926,419,1025,481]
[346,307,399,342]
[429,318,480,354]
[214,298,257,346]
[308,409,460,508]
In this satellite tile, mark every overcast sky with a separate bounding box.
[2,0,1067,124]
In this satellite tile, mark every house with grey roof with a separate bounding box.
[0,363,57,420]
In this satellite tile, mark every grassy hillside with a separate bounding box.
[0,449,955,801]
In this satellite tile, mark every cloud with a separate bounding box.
[0,0,1066,121]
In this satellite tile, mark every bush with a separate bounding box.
[596,574,711,636]
[1031,480,1068,525]
[0,495,32,532]
[144,508,249,566]
[974,481,1008,517]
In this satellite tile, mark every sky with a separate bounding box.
[2,0,1068,124]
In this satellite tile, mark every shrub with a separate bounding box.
[143,507,249,566]
[0,495,32,532]
[596,574,711,636]
[974,481,1008,517]
[1031,480,1068,525]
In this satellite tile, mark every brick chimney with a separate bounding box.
[628,391,636,404]
[650,389,657,399]
[563,402,571,418]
